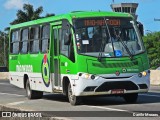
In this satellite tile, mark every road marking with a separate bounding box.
[7,101,25,106]
[140,94,160,98]
[0,83,10,85]
[0,92,25,97]
[85,105,128,112]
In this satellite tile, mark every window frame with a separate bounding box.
[20,28,29,54]
[10,29,20,54]
[29,26,40,54]
[10,22,52,55]
[41,24,50,53]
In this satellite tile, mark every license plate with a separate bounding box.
[111,89,124,94]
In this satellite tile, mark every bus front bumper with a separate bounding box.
[72,71,150,96]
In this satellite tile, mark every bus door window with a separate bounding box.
[69,37,75,62]
[58,29,62,55]
[41,25,50,53]
[61,29,75,62]
[54,29,58,56]
[53,28,61,56]
[61,20,75,62]
[20,28,29,53]
[61,29,69,57]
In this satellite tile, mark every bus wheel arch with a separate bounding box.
[62,76,70,96]
[62,76,82,105]
[23,74,28,89]
[25,77,43,99]
[67,82,82,105]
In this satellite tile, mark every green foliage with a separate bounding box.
[0,31,9,67]
[10,4,43,25]
[0,3,54,67]
[10,4,55,25]
[143,32,160,69]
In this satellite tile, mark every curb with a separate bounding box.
[0,72,9,80]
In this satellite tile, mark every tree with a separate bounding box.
[0,31,9,67]
[143,32,160,69]
[10,4,43,25]
[1,4,54,67]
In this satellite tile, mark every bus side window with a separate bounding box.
[10,30,20,54]
[20,28,29,54]
[41,25,50,53]
[30,26,40,53]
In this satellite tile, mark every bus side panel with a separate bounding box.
[9,54,25,88]
[28,53,53,93]
[9,72,24,88]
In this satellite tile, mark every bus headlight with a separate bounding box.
[142,71,147,76]
[138,71,147,77]
[84,74,90,79]
[79,73,96,80]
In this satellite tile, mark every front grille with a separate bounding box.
[95,81,138,92]
[92,61,138,68]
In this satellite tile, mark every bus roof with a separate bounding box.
[10,11,131,30]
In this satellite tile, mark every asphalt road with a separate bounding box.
[0,79,160,120]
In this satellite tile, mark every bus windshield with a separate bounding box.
[74,17,145,58]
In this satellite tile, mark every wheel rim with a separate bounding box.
[26,82,31,97]
[68,84,74,102]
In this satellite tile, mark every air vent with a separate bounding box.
[95,81,138,92]
[92,61,138,68]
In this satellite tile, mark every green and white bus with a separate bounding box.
[9,11,150,105]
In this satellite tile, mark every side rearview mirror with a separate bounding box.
[137,22,144,37]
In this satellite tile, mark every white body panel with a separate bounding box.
[9,72,53,92]
[9,70,150,96]
[70,71,150,96]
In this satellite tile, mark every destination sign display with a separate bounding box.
[74,17,131,28]
[84,19,121,26]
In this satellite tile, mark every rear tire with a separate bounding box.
[68,83,81,105]
[123,93,138,103]
[26,80,43,99]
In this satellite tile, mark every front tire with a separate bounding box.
[26,80,43,99]
[68,83,81,105]
[123,93,138,103]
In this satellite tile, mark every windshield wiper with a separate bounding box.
[118,36,133,60]
[97,39,105,62]
[97,18,114,62]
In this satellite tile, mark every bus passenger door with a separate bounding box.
[52,25,62,91]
